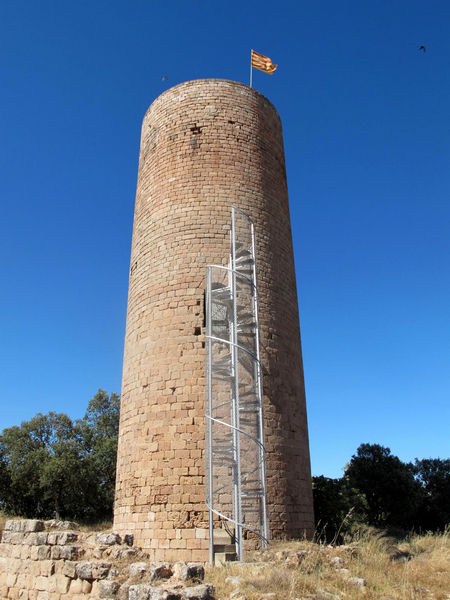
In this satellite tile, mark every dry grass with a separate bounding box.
[206,529,450,600]
[77,520,113,532]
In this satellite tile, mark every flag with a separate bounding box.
[251,50,278,74]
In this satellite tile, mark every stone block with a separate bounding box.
[96,533,120,546]
[173,563,204,582]
[182,584,215,600]
[128,584,152,600]
[6,573,17,587]
[149,562,173,581]
[68,579,83,594]
[98,579,120,598]
[35,576,49,591]
[117,583,130,600]
[75,560,111,580]
[44,520,79,531]
[56,532,78,545]
[92,562,112,580]
[61,561,77,579]
[37,546,51,560]
[1,531,24,545]
[59,545,79,560]
[128,562,148,578]
[40,561,55,577]
[4,520,44,533]
[75,561,93,580]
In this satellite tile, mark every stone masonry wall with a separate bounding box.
[114,79,314,560]
[0,519,213,600]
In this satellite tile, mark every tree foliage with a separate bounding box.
[345,443,423,529]
[413,458,450,531]
[0,390,119,522]
[313,443,449,541]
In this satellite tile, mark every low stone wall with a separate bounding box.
[0,520,214,600]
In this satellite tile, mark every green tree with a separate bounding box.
[414,458,450,531]
[345,443,423,529]
[80,390,120,520]
[0,390,120,522]
[312,475,367,542]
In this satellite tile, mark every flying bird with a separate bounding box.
[162,75,168,81]
[418,45,426,52]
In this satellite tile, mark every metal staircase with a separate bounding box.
[205,207,269,563]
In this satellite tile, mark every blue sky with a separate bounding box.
[0,0,448,478]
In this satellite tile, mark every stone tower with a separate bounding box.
[114,79,314,562]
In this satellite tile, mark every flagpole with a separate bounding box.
[250,49,253,88]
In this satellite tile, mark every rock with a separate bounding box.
[108,567,120,579]
[60,545,80,560]
[37,546,51,560]
[173,563,204,582]
[153,587,183,600]
[129,562,149,578]
[124,534,134,546]
[98,579,120,598]
[36,533,48,545]
[93,562,113,580]
[128,584,153,600]
[56,532,78,545]
[230,589,246,599]
[75,561,111,580]
[182,584,215,600]
[5,520,45,533]
[62,561,77,578]
[390,551,411,563]
[97,533,121,546]
[225,576,241,587]
[118,583,131,600]
[45,520,79,531]
[329,556,344,567]
[348,577,365,587]
[76,561,93,580]
[149,562,173,581]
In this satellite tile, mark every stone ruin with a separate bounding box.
[0,519,214,600]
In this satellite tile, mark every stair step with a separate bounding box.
[213,543,236,553]
[214,551,237,565]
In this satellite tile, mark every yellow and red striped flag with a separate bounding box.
[251,49,278,75]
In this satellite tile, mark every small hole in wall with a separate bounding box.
[201,342,205,348]
[194,327,201,336]
[228,120,235,124]
[190,125,202,135]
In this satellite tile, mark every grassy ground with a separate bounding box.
[1,513,448,598]
[206,529,450,600]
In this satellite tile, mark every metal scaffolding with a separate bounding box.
[205,207,269,562]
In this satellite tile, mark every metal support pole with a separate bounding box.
[231,208,243,561]
[206,267,215,564]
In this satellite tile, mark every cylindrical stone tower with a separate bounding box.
[114,79,314,562]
